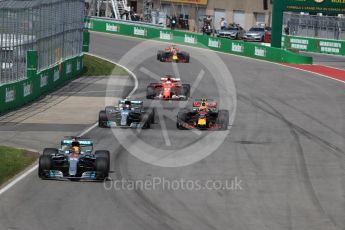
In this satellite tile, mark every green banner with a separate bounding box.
[282,35,345,55]
[83,31,90,52]
[26,50,37,79]
[0,54,84,113]
[284,0,345,14]
[85,17,312,65]
[272,0,345,48]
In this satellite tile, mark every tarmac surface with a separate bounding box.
[0,32,344,230]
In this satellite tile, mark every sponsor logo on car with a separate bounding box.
[106,23,119,32]
[5,87,16,103]
[23,82,32,97]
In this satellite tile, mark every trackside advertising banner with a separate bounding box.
[283,35,345,56]
[85,17,312,65]
[0,53,84,113]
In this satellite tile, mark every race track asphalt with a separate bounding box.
[302,51,345,70]
[0,32,344,230]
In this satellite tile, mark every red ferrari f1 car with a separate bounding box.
[146,76,190,100]
[177,99,229,130]
[157,45,190,63]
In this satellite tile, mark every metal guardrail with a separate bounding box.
[0,0,84,85]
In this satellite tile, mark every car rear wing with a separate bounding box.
[161,77,181,82]
[118,99,143,109]
[61,138,93,147]
[164,47,179,51]
[192,99,218,110]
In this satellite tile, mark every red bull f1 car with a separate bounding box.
[177,99,229,130]
[38,137,110,181]
[157,45,190,63]
[146,76,190,100]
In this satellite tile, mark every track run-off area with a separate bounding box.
[0,32,344,230]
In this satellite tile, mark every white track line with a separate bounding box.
[282,64,345,84]
[0,54,139,196]
[86,53,139,98]
[0,165,38,196]
[2,33,344,195]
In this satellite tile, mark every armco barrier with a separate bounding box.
[85,17,312,65]
[282,35,345,56]
[0,52,83,113]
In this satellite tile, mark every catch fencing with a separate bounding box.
[283,12,345,40]
[0,0,84,85]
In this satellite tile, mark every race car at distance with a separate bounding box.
[99,98,155,128]
[176,99,229,130]
[157,45,190,63]
[146,76,190,100]
[38,137,110,181]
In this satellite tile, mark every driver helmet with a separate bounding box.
[199,102,208,112]
[71,146,80,154]
[166,77,172,84]
[124,100,132,110]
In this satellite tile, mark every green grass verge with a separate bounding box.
[0,146,38,186]
[82,54,128,76]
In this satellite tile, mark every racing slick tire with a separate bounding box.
[42,148,58,156]
[146,86,156,99]
[98,110,108,128]
[141,111,152,129]
[95,150,110,161]
[38,155,51,179]
[157,50,164,61]
[95,157,109,179]
[142,121,150,129]
[176,111,188,130]
[95,150,110,171]
[151,108,155,123]
[181,84,190,99]
[181,52,190,63]
[217,110,229,130]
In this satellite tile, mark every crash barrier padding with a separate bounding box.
[282,35,345,56]
[83,31,90,52]
[0,51,84,113]
[85,17,312,65]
